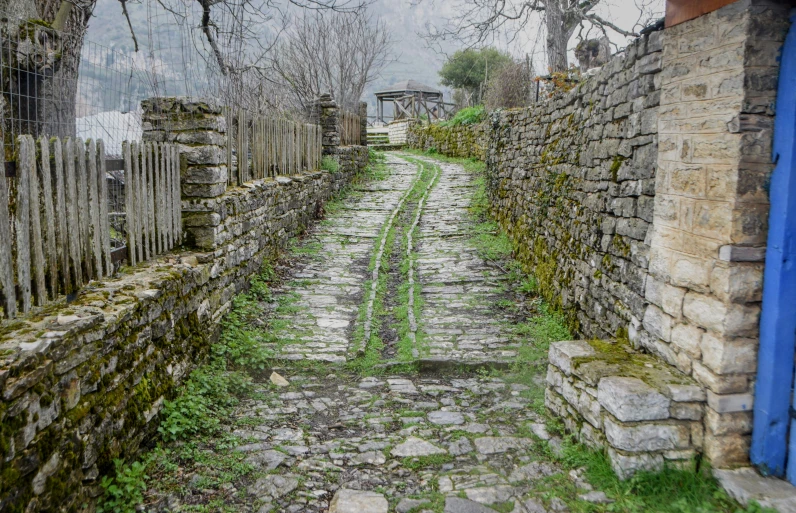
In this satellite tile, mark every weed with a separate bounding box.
[97,459,148,513]
[321,156,339,173]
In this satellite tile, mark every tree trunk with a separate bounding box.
[1,0,92,155]
[545,0,568,73]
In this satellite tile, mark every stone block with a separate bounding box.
[705,409,753,436]
[706,391,754,413]
[701,332,757,374]
[643,304,672,342]
[704,433,750,467]
[608,447,664,479]
[664,383,706,403]
[549,341,596,376]
[670,323,702,358]
[710,263,763,303]
[604,415,690,452]
[183,166,228,185]
[670,402,702,420]
[598,376,670,422]
[692,361,749,394]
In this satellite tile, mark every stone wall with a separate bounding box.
[486,29,662,339]
[405,0,790,472]
[641,0,789,468]
[408,121,486,160]
[0,97,368,512]
[546,340,706,478]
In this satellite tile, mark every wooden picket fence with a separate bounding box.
[0,135,112,319]
[123,141,182,266]
[340,110,361,146]
[227,109,323,186]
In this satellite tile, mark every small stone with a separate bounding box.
[397,498,430,513]
[428,411,465,425]
[443,497,496,513]
[464,484,516,504]
[391,436,447,457]
[521,498,547,513]
[244,450,286,471]
[352,451,387,465]
[579,491,614,504]
[448,437,473,456]
[248,474,299,498]
[473,437,530,455]
[329,489,388,513]
[270,372,290,387]
[549,497,570,512]
[388,379,418,394]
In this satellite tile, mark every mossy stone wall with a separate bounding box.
[0,146,367,512]
[407,121,487,160]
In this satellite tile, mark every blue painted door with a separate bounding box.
[751,12,796,485]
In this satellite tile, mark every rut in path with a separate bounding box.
[144,153,576,513]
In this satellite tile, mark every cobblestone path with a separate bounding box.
[146,154,596,513]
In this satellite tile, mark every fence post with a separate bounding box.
[315,93,340,155]
[141,97,227,250]
[359,101,368,147]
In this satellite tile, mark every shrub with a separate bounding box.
[441,105,485,127]
[321,156,339,173]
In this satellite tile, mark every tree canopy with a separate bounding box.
[439,48,512,97]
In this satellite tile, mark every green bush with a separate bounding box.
[321,156,339,173]
[441,105,486,127]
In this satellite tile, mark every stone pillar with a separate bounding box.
[642,0,790,468]
[142,97,229,250]
[141,97,228,198]
[314,93,340,155]
[359,101,368,146]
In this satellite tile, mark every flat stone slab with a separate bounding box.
[444,497,498,513]
[597,376,670,422]
[391,436,447,457]
[428,410,465,425]
[329,489,389,513]
[715,468,796,513]
[473,437,531,455]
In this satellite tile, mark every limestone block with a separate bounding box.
[183,166,228,185]
[691,361,749,394]
[670,402,703,420]
[670,323,703,358]
[706,391,753,414]
[549,341,596,376]
[710,263,763,303]
[705,409,753,436]
[598,376,670,422]
[608,447,664,479]
[604,415,690,452]
[704,433,750,467]
[664,383,706,402]
[642,304,672,343]
[700,332,757,374]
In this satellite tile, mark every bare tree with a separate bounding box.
[270,10,394,113]
[484,57,532,110]
[421,0,662,72]
[0,0,367,140]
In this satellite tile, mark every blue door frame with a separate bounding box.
[751,11,796,483]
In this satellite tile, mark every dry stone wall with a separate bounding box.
[0,97,368,512]
[486,30,662,340]
[408,121,487,160]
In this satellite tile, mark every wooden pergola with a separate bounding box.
[374,80,455,124]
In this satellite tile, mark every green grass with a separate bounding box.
[321,155,339,173]
[439,105,486,127]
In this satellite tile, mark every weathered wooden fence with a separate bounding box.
[227,110,323,186]
[123,141,182,266]
[0,136,112,319]
[340,110,362,146]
